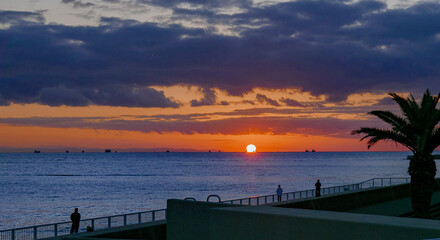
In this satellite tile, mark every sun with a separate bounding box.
[246,144,256,153]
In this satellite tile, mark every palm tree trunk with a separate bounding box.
[409,155,437,219]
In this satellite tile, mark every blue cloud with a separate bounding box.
[1,0,440,107]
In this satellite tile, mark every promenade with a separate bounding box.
[4,177,440,240]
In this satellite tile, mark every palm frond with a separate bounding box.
[426,127,440,153]
[368,110,407,129]
[388,92,419,126]
[353,90,440,155]
[352,127,415,152]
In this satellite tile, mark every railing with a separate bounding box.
[221,177,411,205]
[0,177,410,240]
[0,209,166,240]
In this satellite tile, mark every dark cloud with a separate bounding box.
[142,108,303,121]
[0,115,385,136]
[138,0,252,9]
[0,10,45,25]
[2,0,440,107]
[374,96,396,106]
[37,85,180,107]
[256,94,280,106]
[190,88,217,106]
[61,0,95,8]
[279,97,304,107]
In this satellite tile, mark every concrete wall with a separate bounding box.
[56,220,166,240]
[167,184,440,240]
[166,199,240,240]
[208,206,440,240]
[91,222,165,239]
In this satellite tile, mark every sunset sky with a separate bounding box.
[0,0,439,152]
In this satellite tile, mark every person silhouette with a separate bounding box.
[70,208,81,233]
[276,185,283,202]
[315,179,322,197]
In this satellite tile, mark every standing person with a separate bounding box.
[315,179,322,197]
[70,208,81,233]
[276,185,283,202]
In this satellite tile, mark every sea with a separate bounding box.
[0,151,416,230]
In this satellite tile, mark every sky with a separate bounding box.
[0,0,439,152]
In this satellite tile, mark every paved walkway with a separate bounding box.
[347,191,440,217]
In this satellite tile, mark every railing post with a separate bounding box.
[124,215,127,225]
[108,217,111,228]
[91,219,95,228]
[138,213,141,224]
[33,227,37,240]
[257,198,259,205]
[240,199,242,205]
[11,229,15,240]
[152,211,156,222]
[54,224,58,236]
[248,198,251,205]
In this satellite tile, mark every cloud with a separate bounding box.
[373,96,396,106]
[37,85,181,107]
[279,97,304,107]
[0,10,45,25]
[256,94,280,106]
[138,0,252,9]
[61,0,95,8]
[2,0,440,107]
[190,88,217,106]
[0,115,385,136]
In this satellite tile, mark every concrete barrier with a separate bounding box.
[166,199,240,240]
[43,220,166,240]
[166,181,440,240]
[208,206,440,240]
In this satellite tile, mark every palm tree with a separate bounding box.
[352,90,440,218]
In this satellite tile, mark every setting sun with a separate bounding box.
[246,144,256,153]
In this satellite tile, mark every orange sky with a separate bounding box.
[0,88,410,152]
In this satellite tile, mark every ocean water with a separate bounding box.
[0,152,412,230]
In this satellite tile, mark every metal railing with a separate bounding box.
[0,177,410,240]
[0,209,166,240]
[221,177,411,205]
